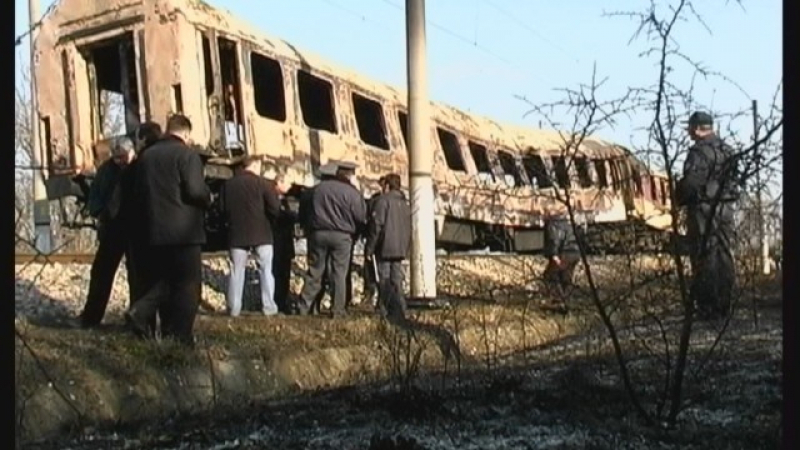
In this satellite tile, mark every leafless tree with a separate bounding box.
[518,0,781,428]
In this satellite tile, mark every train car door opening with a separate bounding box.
[80,32,142,140]
[201,33,247,157]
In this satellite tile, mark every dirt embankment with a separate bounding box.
[15,255,780,448]
[15,301,598,442]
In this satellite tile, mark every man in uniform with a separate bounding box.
[335,161,363,308]
[676,111,741,320]
[298,163,338,313]
[542,213,582,310]
[296,162,367,318]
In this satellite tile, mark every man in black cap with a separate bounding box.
[295,161,367,318]
[676,111,741,320]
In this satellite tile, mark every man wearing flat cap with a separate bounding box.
[676,111,742,320]
[332,160,364,307]
[297,162,337,313]
[296,161,367,317]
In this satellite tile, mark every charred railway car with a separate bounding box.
[33,0,676,253]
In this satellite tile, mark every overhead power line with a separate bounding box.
[378,0,551,85]
[15,1,57,47]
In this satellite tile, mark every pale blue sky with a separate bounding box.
[15,0,781,163]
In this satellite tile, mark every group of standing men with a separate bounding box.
[224,157,412,320]
[295,166,412,319]
[78,113,412,346]
[77,109,740,346]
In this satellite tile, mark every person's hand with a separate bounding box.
[350,176,361,191]
[551,256,562,267]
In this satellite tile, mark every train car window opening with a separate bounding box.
[397,111,409,150]
[522,155,553,189]
[202,36,214,96]
[171,84,183,113]
[41,116,53,168]
[218,37,245,150]
[593,159,608,188]
[81,32,140,137]
[297,70,337,133]
[468,141,494,182]
[351,92,389,150]
[497,150,523,187]
[551,156,571,189]
[631,167,643,194]
[250,52,287,122]
[436,128,467,171]
[650,176,659,202]
[575,157,593,188]
[610,160,622,191]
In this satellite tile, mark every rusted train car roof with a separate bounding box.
[39,0,658,172]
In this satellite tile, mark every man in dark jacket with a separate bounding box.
[364,174,411,318]
[123,121,162,308]
[542,213,582,308]
[221,156,282,316]
[126,114,211,345]
[676,111,740,320]
[298,163,337,313]
[361,176,388,306]
[77,137,136,328]
[270,173,298,314]
[296,162,367,317]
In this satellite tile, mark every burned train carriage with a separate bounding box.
[34,0,674,253]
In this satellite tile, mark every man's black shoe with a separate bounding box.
[124,311,152,339]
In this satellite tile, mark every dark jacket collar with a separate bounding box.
[385,189,406,200]
[159,134,186,145]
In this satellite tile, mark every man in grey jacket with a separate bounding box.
[295,162,367,318]
[542,213,582,309]
[364,173,411,318]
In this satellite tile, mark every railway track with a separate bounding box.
[14,252,231,265]
[14,251,528,265]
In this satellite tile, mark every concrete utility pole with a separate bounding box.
[752,100,770,275]
[29,0,53,254]
[406,0,437,301]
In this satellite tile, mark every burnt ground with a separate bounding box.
[22,302,782,450]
